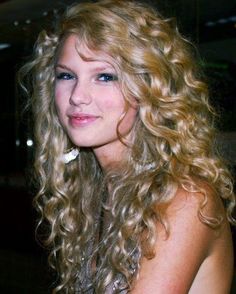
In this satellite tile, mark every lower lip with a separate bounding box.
[69,116,99,127]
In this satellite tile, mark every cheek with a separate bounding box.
[55,87,66,112]
[119,107,138,134]
[97,90,126,113]
[55,85,63,103]
[101,99,123,111]
[54,99,66,126]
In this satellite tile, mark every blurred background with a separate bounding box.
[0,0,235,293]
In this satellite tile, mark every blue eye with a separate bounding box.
[56,72,75,80]
[97,73,118,82]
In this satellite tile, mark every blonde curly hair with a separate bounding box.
[20,0,235,292]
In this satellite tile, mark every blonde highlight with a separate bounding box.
[19,0,235,292]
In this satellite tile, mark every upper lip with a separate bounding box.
[68,112,99,118]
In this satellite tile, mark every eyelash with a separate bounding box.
[55,72,118,82]
[56,72,75,80]
[97,73,118,82]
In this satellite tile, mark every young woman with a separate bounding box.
[20,0,235,293]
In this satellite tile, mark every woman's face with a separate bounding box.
[55,34,138,161]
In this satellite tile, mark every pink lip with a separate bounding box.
[68,113,99,127]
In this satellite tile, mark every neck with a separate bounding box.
[93,141,128,172]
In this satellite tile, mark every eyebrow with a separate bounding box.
[55,63,116,73]
[55,64,71,71]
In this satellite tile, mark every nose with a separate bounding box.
[69,81,92,106]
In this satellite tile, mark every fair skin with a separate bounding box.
[131,189,234,294]
[55,34,137,169]
[55,34,234,293]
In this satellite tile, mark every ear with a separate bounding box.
[129,96,139,110]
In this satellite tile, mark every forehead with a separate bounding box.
[57,34,116,67]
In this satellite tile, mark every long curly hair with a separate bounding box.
[19,0,235,292]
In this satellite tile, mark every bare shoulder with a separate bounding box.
[131,187,234,294]
[154,186,226,246]
[165,184,224,221]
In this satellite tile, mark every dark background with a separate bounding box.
[0,0,235,293]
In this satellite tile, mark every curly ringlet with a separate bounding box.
[19,0,235,292]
